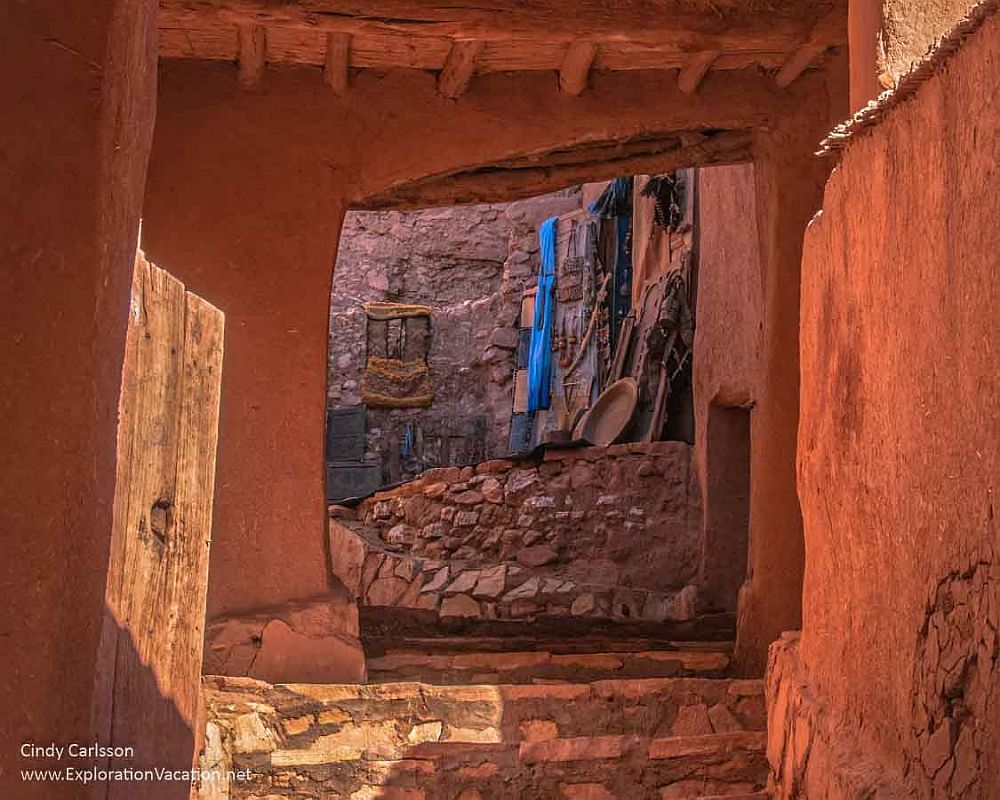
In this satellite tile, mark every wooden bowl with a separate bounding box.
[572,377,638,447]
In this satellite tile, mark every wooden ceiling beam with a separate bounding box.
[237,23,266,87]
[677,50,720,93]
[324,32,350,92]
[360,130,753,209]
[438,40,482,99]
[559,41,598,95]
[158,0,847,50]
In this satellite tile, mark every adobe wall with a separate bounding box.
[329,191,581,481]
[692,164,763,612]
[0,0,156,795]
[770,9,1000,797]
[143,60,829,626]
[734,97,842,672]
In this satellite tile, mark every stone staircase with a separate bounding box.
[198,630,770,799]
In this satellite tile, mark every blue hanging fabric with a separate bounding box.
[527,216,558,412]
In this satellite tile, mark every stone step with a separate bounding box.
[366,645,733,684]
[199,675,766,799]
[679,793,771,800]
[360,607,736,652]
[367,635,735,656]
[399,731,768,799]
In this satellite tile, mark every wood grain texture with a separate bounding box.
[238,23,266,87]
[678,49,721,93]
[104,253,224,796]
[438,39,483,99]
[559,41,598,95]
[158,0,844,41]
[157,0,847,82]
[325,32,350,92]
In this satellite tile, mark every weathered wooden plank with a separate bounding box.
[677,49,720,93]
[103,252,224,799]
[159,24,789,73]
[325,32,351,92]
[158,0,845,45]
[438,39,482,99]
[559,41,597,95]
[238,23,266,87]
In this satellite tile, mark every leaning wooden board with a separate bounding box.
[97,251,224,800]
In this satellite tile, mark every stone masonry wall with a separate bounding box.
[329,442,703,624]
[328,190,582,481]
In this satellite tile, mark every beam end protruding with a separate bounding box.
[438,40,483,99]
[775,43,825,87]
[559,41,598,95]
[677,49,720,94]
[325,32,351,93]
[237,24,266,88]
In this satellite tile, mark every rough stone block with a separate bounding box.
[440,594,481,618]
[517,545,559,567]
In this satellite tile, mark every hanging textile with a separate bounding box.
[362,301,432,320]
[361,355,433,408]
[361,303,433,408]
[527,216,558,412]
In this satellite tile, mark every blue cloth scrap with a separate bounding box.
[527,216,558,412]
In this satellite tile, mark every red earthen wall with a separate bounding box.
[734,103,840,672]
[141,81,348,620]
[0,0,156,795]
[781,11,1000,796]
[143,60,828,628]
[692,165,762,612]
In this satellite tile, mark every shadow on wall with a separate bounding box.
[11,613,198,800]
[699,403,751,614]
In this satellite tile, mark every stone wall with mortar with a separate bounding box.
[196,674,767,799]
[328,190,582,482]
[770,9,1000,798]
[328,442,704,624]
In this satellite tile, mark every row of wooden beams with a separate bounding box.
[160,0,846,47]
[206,30,835,94]
[361,130,753,209]
[238,25,353,90]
